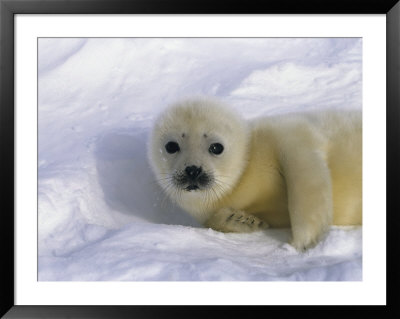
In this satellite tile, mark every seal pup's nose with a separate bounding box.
[185,165,202,180]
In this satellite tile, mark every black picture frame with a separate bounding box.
[1,0,399,318]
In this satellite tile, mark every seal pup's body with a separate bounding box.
[148,98,362,250]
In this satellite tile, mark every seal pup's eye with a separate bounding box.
[165,141,180,154]
[209,143,224,155]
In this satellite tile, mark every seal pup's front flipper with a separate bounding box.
[281,148,333,251]
[205,207,269,233]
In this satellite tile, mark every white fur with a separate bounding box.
[148,98,362,250]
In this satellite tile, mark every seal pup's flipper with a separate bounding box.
[205,207,269,233]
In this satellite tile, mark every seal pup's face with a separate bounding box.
[148,98,249,214]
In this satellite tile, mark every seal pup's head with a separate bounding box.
[148,98,249,220]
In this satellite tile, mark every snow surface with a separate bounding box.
[38,38,362,281]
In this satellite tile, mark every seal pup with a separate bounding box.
[148,98,362,250]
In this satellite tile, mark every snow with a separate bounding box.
[38,38,362,281]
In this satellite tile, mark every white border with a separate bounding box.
[15,14,386,305]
